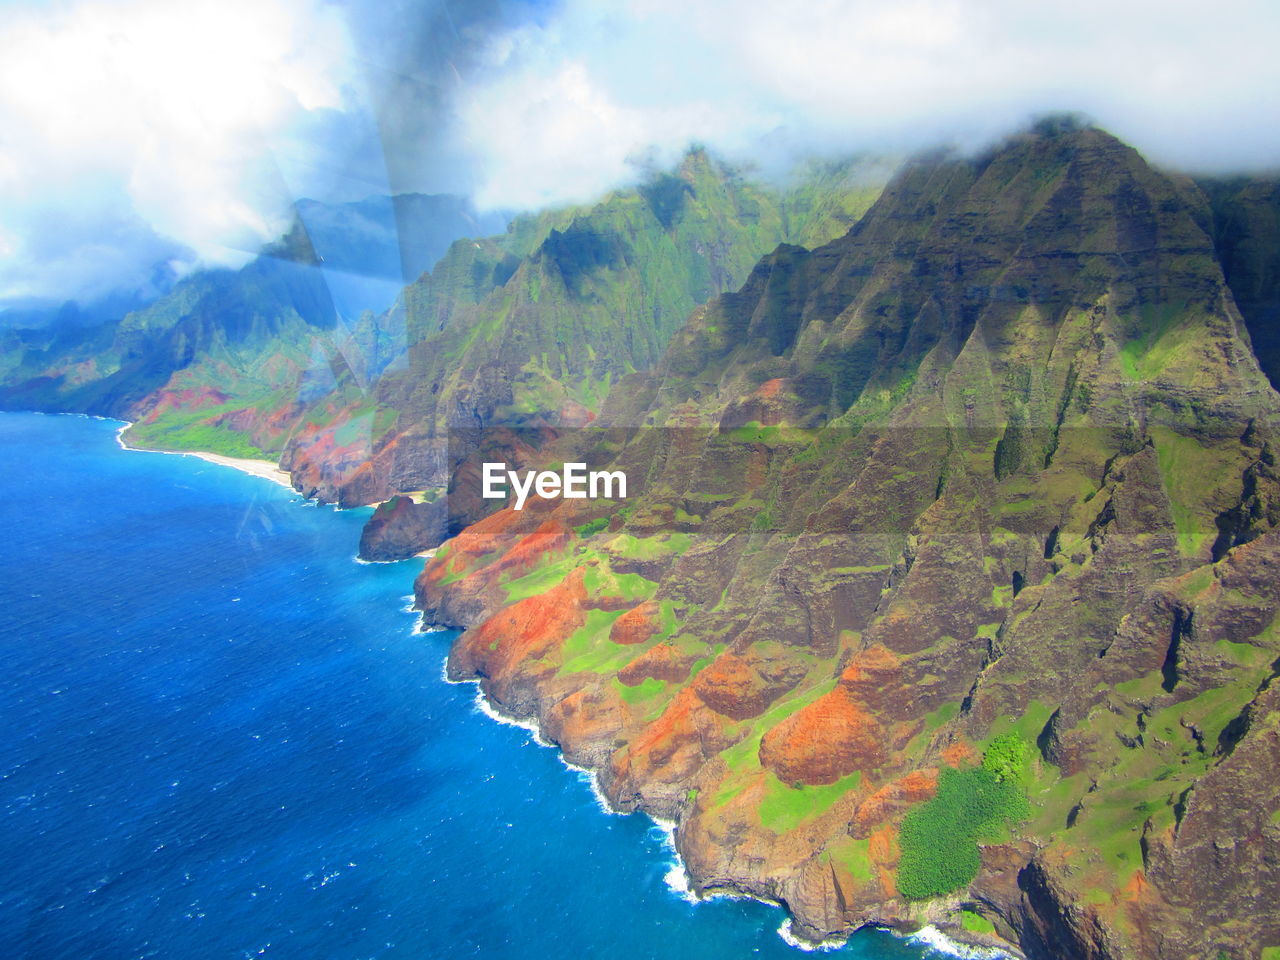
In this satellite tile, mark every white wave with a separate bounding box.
[905,925,1011,959]
[456,674,623,815]
[353,553,425,566]
[649,818,699,903]
[776,918,847,952]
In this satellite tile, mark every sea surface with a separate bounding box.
[0,412,942,960]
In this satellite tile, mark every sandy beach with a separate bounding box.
[176,450,295,490]
[115,424,294,490]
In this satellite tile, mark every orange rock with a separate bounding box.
[895,768,938,801]
[610,602,660,645]
[851,768,938,835]
[423,510,562,587]
[756,377,786,399]
[693,652,784,721]
[941,740,978,768]
[543,684,628,750]
[486,519,571,579]
[612,686,709,787]
[1121,869,1149,902]
[456,568,587,682]
[759,685,885,785]
[618,642,697,686]
[838,645,903,712]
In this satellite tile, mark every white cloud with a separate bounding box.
[0,0,354,302]
[4,0,1280,303]
[454,0,1280,211]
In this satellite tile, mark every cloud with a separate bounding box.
[0,0,354,303]
[4,0,1280,306]
[452,0,1280,211]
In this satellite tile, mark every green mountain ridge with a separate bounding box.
[413,125,1280,960]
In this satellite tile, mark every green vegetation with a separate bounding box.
[897,763,1031,900]
[616,676,665,704]
[983,733,1033,786]
[824,835,874,884]
[127,409,268,459]
[575,516,610,537]
[960,910,996,935]
[759,770,862,834]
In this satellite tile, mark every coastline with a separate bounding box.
[97,409,1009,959]
[114,421,295,491]
[432,632,1016,959]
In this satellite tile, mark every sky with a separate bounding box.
[1,0,1279,308]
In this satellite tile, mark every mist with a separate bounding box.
[2,0,1279,308]
[453,0,1280,210]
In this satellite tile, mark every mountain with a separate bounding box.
[7,118,1280,958]
[1199,175,1280,389]
[198,151,889,556]
[413,124,1280,959]
[0,192,507,451]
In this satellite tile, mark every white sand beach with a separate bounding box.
[115,423,294,490]
[176,450,295,490]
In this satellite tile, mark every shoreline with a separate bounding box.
[114,422,295,491]
[430,626,1015,959]
[99,409,1011,959]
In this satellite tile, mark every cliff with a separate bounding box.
[416,125,1280,959]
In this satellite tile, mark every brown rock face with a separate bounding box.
[608,687,724,806]
[610,601,660,645]
[358,495,446,561]
[618,643,698,685]
[693,651,800,721]
[760,685,884,785]
[413,126,1280,960]
[450,568,587,702]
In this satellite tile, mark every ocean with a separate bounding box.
[0,412,941,960]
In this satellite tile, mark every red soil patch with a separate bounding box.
[756,378,786,399]
[851,768,938,835]
[456,568,587,681]
[485,519,572,580]
[838,644,903,712]
[618,642,697,686]
[1121,870,1149,902]
[692,652,782,721]
[543,684,628,747]
[612,686,710,786]
[421,507,531,586]
[896,768,938,801]
[941,740,978,768]
[610,601,660,645]
[759,685,884,785]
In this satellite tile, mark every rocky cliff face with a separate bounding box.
[278,152,886,538]
[1200,176,1280,390]
[415,126,1280,959]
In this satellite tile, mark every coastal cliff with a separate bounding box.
[413,125,1280,959]
[6,120,1280,959]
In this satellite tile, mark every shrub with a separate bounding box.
[896,766,1030,900]
[575,516,610,537]
[982,733,1032,785]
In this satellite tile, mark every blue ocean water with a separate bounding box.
[0,413,937,960]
